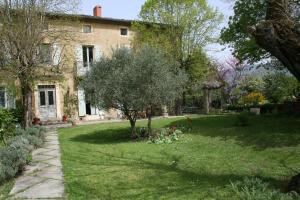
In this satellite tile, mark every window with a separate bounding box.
[0,88,5,108]
[120,28,129,36]
[48,91,54,105]
[82,46,94,67]
[39,91,46,106]
[40,44,52,64]
[83,25,92,33]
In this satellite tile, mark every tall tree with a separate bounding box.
[83,46,187,137]
[0,0,79,127]
[134,0,223,113]
[221,0,300,81]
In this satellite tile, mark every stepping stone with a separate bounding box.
[32,154,54,162]
[43,158,62,167]
[40,149,60,157]
[9,175,46,195]
[35,166,63,180]
[23,162,50,175]
[14,179,64,199]
[32,148,53,156]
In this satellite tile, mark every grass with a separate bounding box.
[59,114,300,199]
[0,180,14,200]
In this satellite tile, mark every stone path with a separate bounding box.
[9,130,65,199]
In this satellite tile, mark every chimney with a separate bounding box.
[93,5,102,17]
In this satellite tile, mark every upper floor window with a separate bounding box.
[82,46,94,67]
[120,28,129,36]
[40,44,52,64]
[83,25,92,33]
[0,88,5,108]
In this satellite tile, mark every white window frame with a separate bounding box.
[82,45,94,68]
[120,27,129,37]
[82,24,92,34]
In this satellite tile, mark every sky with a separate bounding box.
[79,0,234,62]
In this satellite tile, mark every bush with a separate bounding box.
[230,178,299,200]
[236,111,250,126]
[0,109,17,145]
[0,126,46,183]
[148,127,183,144]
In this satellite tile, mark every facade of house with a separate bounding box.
[0,6,134,122]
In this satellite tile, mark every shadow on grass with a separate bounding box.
[65,149,283,199]
[166,114,300,150]
[70,127,133,144]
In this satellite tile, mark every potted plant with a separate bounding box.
[62,115,68,122]
[32,117,40,125]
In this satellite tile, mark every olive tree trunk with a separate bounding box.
[249,0,300,81]
[146,106,152,136]
[129,119,137,138]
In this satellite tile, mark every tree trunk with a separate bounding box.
[249,0,300,81]
[175,98,182,116]
[21,83,33,128]
[146,106,152,136]
[129,119,137,138]
[204,88,210,114]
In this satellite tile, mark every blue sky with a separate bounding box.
[79,0,234,61]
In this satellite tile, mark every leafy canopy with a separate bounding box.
[83,46,188,121]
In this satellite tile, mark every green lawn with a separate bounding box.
[59,115,300,199]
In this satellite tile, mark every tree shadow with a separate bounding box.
[70,127,133,144]
[166,115,300,150]
[64,149,284,199]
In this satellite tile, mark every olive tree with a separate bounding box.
[83,46,188,137]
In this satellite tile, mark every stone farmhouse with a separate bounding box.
[0,5,133,122]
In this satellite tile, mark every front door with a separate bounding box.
[38,85,57,121]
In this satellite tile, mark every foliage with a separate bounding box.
[0,126,46,183]
[230,177,300,200]
[236,111,250,126]
[0,109,17,145]
[134,0,222,84]
[148,128,183,144]
[59,115,300,199]
[221,0,300,81]
[83,46,188,136]
[243,92,265,106]
[263,72,300,103]
[63,89,78,118]
[220,0,267,63]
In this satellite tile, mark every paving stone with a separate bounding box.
[23,162,50,175]
[40,149,60,157]
[43,158,62,167]
[45,140,59,145]
[35,166,63,180]
[15,179,64,199]
[32,148,52,156]
[33,154,54,162]
[9,175,46,195]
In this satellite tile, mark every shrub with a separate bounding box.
[243,92,265,106]
[0,126,46,183]
[230,178,300,200]
[148,128,183,144]
[236,111,250,126]
[0,109,17,145]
